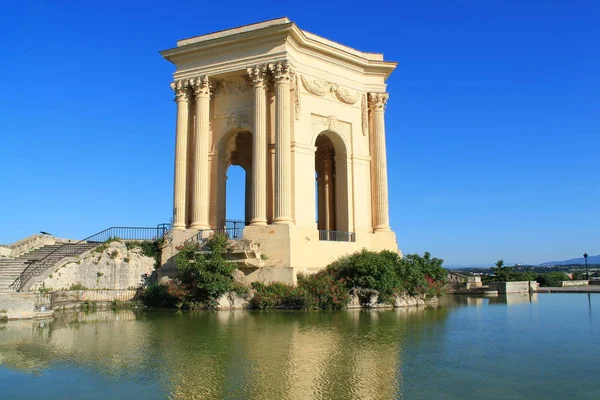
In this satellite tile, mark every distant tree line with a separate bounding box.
[458,260,599,287]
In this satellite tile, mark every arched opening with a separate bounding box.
[216,129,252,236]
[315,134,336,231]
[314,130,350,238]
[226,165,247,222]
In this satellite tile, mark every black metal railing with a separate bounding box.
[318,230,356,242]
[187,220,246,243]
[11,224,170,292]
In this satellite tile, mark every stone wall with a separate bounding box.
[0,293,52,319]
[2,234,56,258]
[489,281,539,294]
[559,280,589,287]
[51,290,138,309]
[32,241,156,291]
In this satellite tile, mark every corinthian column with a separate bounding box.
[170,80,191,230]
[247,65,268,226]
[368,92,391,232]
[270,61,293,224]
[190,76,211,230]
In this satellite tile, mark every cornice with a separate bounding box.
[162,20,396,80]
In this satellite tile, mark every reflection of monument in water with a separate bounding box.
[488,293,538,305]
[0,309,451,399]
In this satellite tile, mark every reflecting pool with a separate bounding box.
[1,293,599,399]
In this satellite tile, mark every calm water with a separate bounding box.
[1,294,599,400]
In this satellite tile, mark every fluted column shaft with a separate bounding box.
[271,62,293,224]
[248,66,268,226]
[170,80,190,230]
[369,92,391,232]
[190,76,211,230]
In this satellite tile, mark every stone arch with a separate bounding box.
[214,125,254,227]
[313,129,350,233]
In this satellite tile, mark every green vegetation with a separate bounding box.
[251,250,447,309]
[94,236,121,253]
[250,272,350,310]
[477,260,578,287]
[142,234,241,309]
[142,234,446,310]
[536,272,570,287]
[80,300,97,311]
[69,283,87,291]
[111,300,143,310]
[38,285,53,293]
[126,239,164,269]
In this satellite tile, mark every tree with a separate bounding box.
[536,272,570,287]
[176,233,237,307]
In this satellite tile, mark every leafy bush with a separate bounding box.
[140,239,164,269]
[94,236,121,253]
[296,271,350,310]
[249,281,295,309]
[327,249,402,303]
[327,250,446,300]
[176,233,237,308]
[536,272,570,287]
[249,272,350,310]
[127,239,164,269]
[69,283,87,291]
[142,282,188,308]
[396,252,446,297]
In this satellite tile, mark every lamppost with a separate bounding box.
[584,253,589,280]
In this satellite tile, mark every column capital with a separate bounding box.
[170,80,191,102]
[368,92,389,111]
[191,75,212,98]
[269,61,293,84]
[247,65,268,88]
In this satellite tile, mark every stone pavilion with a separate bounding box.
[160,18,399,283]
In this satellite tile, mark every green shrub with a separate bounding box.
[94,236,121,253]
[249,272,350,310]
[297,271,350,310]
[111,300,143,310]
[536,272,570,287]
[176,233,237,308]
[69,283,87,291]
[326,250,446,300]
[249,281,296,309]
[142,282,187,308]
[396,252,446,297]
[326,249,402,303]
[140,239,164,269]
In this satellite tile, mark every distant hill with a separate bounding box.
[540,254,600,266]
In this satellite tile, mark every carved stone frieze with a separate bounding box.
[300,75,358,105]
[215,76,251,96]
[225,112,249,128]
[293,73,301,120]
[311,113,351,140]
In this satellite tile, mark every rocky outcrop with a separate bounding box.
[32,241,156,291]
[347,288,438,309]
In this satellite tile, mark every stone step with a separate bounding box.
[0,242,100,292]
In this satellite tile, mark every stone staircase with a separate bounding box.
[0,242,98,293]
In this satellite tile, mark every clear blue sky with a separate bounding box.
[1,1,598,266]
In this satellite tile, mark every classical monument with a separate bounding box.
[160,18,399,283]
